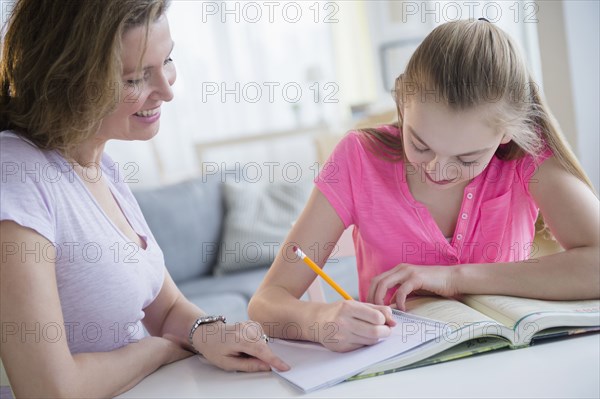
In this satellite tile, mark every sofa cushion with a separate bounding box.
[178,256,359,303]
[184,292,250,323]
[178,267,272,302]
[133,175,223,283]
[213,177,312,275]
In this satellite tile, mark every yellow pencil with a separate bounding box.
[293,246,353,300]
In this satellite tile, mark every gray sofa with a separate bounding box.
[133,172,359,323]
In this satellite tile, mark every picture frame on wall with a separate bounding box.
[379,38,423,92]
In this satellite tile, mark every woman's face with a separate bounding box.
[97,15,176,141]
[402,100,511,190]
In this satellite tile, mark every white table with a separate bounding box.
[118,334,600,398]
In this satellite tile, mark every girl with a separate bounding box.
[0,1,288,397]
[248,19,600,353]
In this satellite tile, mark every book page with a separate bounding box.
[350,336,509,379]
[462,295,600,329]
[404,296,499,328]
[269,310,445,392]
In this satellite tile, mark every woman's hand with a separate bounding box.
[191,321,290,372]
[367,264,459,310]
[317,300,396,352]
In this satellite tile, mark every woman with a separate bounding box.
[0,1,288,397]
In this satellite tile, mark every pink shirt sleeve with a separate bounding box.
[518,146,554,196]
[314,132,363,228]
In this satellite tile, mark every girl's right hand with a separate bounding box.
[317,301,396,352]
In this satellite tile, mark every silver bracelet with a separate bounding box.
[188,315,226,347]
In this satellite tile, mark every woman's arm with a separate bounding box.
[368,157,600,308]
[248,188,395,352]
[141,269,289,372]
[0,221,190,398]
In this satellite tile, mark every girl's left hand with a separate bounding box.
[367,264,459,310]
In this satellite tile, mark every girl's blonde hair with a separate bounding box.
[0,0,170,155]
[361,19,596,197]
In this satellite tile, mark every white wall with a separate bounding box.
[563,1,600,192]
[364,1,541,110]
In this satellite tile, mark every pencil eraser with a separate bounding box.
[292,246,298,252]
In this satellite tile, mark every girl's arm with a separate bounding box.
[0,221,190,399]
[369,157,600,308]
[248,188,395,353]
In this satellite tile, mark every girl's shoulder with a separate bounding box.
[374,124,401,136]
[349,124,401,138]
[494,141,553,169]
[486,145,554,195]
[515,146,554,179]
[342,124,402,151]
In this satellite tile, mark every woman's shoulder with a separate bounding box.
[0,131,62,186]
[0,130,52,163]
[0,131,59,242]
[1,130,36,147]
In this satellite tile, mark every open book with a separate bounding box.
[268,295,600,393]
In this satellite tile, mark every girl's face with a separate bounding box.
[97,15,176,141]
[402,100,511,190]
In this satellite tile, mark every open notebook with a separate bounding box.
[269,310,445,392]
[268,295,600,393]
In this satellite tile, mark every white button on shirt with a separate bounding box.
[467,193,474,200]
[461,213,468,219]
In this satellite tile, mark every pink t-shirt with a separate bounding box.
[315,125,552,304]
